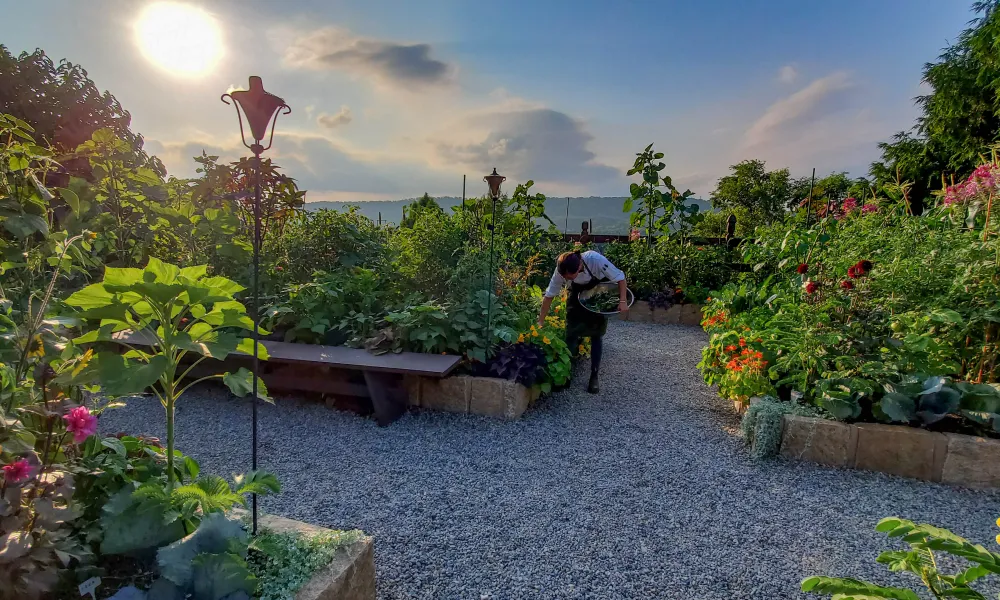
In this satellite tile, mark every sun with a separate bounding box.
[134,2,223,76]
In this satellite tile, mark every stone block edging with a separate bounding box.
[228,511,375,600]
[616,301,704,326]
[408,375,532,419]
[778,414,1000,488]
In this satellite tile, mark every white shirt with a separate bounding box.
[544,250,625,298]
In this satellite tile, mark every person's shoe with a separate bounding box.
[587,372,600,394]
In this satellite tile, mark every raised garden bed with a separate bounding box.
[405,375,539,419]
[616,301,703,326]
[253,514,375,600]
[776,414,1000,488]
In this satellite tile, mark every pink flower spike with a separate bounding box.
[861,203,878,214]
[63,406,98,443]
[3,459,33,484]
[842,197,858,213]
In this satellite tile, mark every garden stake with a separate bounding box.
[222,77,290,535]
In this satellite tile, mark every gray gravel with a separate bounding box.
[100,322,1000,599]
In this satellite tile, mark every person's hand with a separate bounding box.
[618,300,629,314]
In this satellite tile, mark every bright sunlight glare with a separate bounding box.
[134,2,223,77]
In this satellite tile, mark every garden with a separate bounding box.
[5,1,1000,597]
[0,47,725,599]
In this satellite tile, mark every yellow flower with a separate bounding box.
[532,330,539,338]
[997,517,1000,527]
[517,334,525,343]
[543,336,550,344]
[996,533,1000,545]
[579,344,585,353]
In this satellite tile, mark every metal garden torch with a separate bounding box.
[221,76,290,534]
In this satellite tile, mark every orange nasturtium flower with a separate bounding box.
[518,334,525,343]
[542,336,551,344]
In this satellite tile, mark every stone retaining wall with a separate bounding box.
[779,415,1000,488]
[616,301,703,326]
[406,375,538,419]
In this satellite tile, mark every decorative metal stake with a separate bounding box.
[222,77,290,535]
[483,168,505,335]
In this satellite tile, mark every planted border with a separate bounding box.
[777,413,1000,488]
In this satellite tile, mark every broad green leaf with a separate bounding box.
[191,553,256,600]
[59,188,80,214]
[104,266,144,288]
[3,214,48,239]
[800,576,919,599]
[223,368,271,403]
[144,256,180,283]
[97,353,169,396]
[200,276,245,296]
[879,393,915,423]
[65,284,115,309]
[7,155,28,171]
[178,265,208,280]
[235,337,270,360]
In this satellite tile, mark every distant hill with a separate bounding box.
[305,196,713,234]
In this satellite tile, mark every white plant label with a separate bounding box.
[79,576,101,599]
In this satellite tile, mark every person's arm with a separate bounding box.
[539,271,563,326]
[538,296,554,327]
[618,278,629,315]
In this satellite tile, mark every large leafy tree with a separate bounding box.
[710,159,790,226]
[870,1,1000,212]
[0,46,160,180]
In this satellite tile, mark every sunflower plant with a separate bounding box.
[64,257,270,490]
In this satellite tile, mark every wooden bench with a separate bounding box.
[111,331,461,426]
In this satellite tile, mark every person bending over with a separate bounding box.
[537,250,628,394]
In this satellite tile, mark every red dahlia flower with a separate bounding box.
[805,281,819,294]
[796,264,808,274]
[847,266,858,279]
[841,280,854,290]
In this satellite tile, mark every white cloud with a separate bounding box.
[317,106,353,129]
[778,65,798,84]
[744,71,855,149]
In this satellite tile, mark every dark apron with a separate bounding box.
[566,261,609,342]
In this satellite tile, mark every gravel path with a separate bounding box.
[100,322,1000,599]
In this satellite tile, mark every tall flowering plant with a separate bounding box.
[937,160,1000,237]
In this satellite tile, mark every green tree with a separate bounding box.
[870,1,1000,212]
[0,46,161,180]
[710,159,790,226]
[400,193,442,228]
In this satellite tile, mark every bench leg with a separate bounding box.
[364,371,405,426]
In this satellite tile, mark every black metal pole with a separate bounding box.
[251,150,261,535]
[487,197,497,333]
[805,167,816,228]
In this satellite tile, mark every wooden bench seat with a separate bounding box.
[111,331,461,426]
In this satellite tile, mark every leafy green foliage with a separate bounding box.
[64,258,269,488]
[623,143,699,240]
[710,159,791,226]
[249,528,363,600]
[802,517,1000,599]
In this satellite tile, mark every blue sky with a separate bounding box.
[0,0,977,201]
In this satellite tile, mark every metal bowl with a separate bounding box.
[579,283,636,315]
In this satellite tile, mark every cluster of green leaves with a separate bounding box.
[623,143,700,240]
[700,187,1000,436]
[249,527,364,600]
[802,517,1000,599]
[602,238,736,301]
